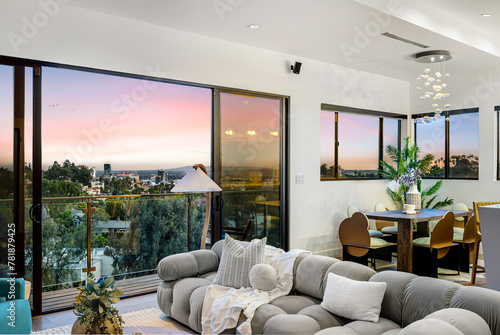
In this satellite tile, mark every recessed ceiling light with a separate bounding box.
[247,24,260,30]
[481,13,492,17]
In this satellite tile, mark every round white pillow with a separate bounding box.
[249,263,277,291]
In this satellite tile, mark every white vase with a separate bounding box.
[406,184,421,212]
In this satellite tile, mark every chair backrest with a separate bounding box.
[430,211,455,258]
[374,202,395,231]
[452,203,469,227]
[374,202,387,212]
[347,205,359,218]
[462,215,478,250]
[473,201,500,225]
[339,212,370,257]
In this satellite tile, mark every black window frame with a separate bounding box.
[413,107,479,180]
[496,106,500,180]
[320,104,406,181]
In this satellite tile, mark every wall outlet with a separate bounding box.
[295,174,305,184]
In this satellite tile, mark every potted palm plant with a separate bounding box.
[72,273,124,334]
[380,137,453,209]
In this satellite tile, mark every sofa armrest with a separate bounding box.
[157,250,219,281]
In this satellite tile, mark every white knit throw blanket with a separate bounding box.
[201,248,310,335]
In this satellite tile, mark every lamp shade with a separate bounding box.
[171,169,222,193]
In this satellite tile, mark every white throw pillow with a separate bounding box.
[213,235,266,288]
[249,263,277,291]
[321,272,386,323]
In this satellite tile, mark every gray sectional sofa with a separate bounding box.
[157,240,500,335]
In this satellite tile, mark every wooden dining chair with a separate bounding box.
[374,202,397,232]
[452,202,468,234]
[339,212,396,271]
[346,205,384,237]
[452,214,478,274]
[412,211,459,277]
[470,201,500,284]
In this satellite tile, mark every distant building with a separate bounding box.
[90,167,97,179]
[95,219,130,237]
[104,163,111,176]
[86,187,101,196]
[70,209,84,226]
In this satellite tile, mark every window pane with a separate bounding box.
[220,93,282,247]
[320,111,335,179]
[0,65,13,279]
[449,113,479,178]
[40,67,212,311]
[415,117,445,177]
[383,118,399,166]
[338,113,379,178]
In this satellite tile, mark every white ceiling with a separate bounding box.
[67,0,500,81]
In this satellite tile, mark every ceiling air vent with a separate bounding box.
[381,32,429,49]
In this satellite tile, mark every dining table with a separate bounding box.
[363,208,472,273]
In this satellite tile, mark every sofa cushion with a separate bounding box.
[370,271,418,326]
[321,273,386,323]
[270,295,318,315]
[315,327,360,335]
[188,285,209,332]
[449,286,500,335]
[325,261,376,285]
[402,276,460,327]
[298,305,348,330]
[213,235,266,288]
[157,249,219,281]
[344,318,401,335]
[380,330,401,335]
[399,318,464,335]
[294,255,340,299]
[424,308,491,335]
[157,253,198,281]
[171,277,212,327]
[251,304,287,335]
[263,314,321,335]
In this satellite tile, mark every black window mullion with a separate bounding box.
[445,116,450,178]
[379,118,384,178]
[334,112,339,179]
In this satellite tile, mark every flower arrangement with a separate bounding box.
[380,137,453,210]
[396,168,421,188]
[72,273,124,334]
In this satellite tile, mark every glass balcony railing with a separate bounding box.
[4,193,207,312]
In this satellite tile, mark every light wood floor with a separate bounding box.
[31,293,182,331]
[41,274,162,313]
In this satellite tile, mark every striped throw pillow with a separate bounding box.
[213,235,266,288]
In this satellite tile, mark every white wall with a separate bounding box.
[0,1,409,256]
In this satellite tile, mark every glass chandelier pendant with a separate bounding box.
[415,50,452,122]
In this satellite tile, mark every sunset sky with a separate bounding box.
[320,111,399,170]
[1,66,281,172]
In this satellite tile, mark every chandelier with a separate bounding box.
[414,50,452,124]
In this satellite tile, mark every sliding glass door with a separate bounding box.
[216,91,285,247]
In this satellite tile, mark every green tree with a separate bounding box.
[94,234,108,248]
[380,137,453,209]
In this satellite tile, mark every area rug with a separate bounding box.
[31,308,193,335]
